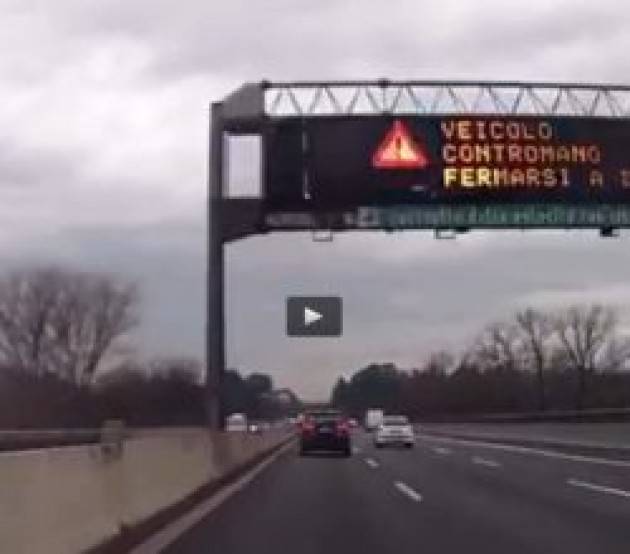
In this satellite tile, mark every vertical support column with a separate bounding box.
[207,102,225,430]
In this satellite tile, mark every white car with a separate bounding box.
[225,413,248,432]
[374,415,415,448]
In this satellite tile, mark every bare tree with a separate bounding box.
[516,308,553,411]
[424,351,454,375]
[0,268,62,375]
[473,321,522,373]
[0,267,139,385]
[599,335,630,373]
[149,357,203,383]
[54,273,138,385]
[553,305,616,410]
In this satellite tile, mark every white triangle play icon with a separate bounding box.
[304,306,323,326]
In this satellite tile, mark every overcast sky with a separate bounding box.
[3,1,630,400]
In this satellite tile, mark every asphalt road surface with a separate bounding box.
[420,422,630,449]
[164,431,630,554]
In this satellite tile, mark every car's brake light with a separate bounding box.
[336,420,350,435]
[301,419,316,433]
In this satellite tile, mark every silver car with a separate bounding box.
[374,415,415,449]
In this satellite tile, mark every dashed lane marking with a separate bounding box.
[567,478,630,500]
[472,456,502,468]
[394,481,423,503]
[417,433,630,469]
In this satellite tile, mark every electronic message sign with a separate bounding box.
[264,116,630,209]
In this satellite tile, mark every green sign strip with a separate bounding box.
[357,204,630,228]
[264,204,630,230]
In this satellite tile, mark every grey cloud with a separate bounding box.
[0,140,79,188]
[28,0,630,85]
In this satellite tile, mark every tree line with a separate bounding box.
[0,266,299,428]
[331,305,630,418]
[0,356,298,428]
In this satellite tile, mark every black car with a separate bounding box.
[299,410,351,456]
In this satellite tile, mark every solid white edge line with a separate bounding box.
[130,439,295,554]
[567,478,630,499]
[416,433,630,469]
[471,456,502,468]
[365,458,379,469]
[394,481,423,503]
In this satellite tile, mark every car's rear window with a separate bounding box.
[308,412,342,422]
[383,416,409,425]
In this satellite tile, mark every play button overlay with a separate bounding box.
[304,307,323,326]
[287,296,342,337]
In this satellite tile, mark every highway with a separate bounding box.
[163,431,630,554]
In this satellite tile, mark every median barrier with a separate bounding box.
[0,426,292,554]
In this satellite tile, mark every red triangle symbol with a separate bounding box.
[372,120,429,169]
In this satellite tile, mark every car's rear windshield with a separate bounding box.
[383,416,409,425]
[308,411,342,422]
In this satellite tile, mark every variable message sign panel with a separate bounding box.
[265,116,630,210]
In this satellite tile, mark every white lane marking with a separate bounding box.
[353,446,361,454]
[472,456,501,468]
[417,433,630,469]
[433,446,452,455]
[567,478,630,500]
[130,440,295,554]
[394,481,423,503]
[365,458,379,469]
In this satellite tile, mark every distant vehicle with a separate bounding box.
[348,418,359,429]
[374,415,415,449]
[364,409,384,431]
[225,413,248,432]
[248,423,261,434]
[299,410,351,457]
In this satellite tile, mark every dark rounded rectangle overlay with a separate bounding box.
[286,296,343,337]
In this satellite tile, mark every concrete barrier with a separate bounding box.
[0,427,291,554]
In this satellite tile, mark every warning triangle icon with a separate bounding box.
[372,120,429,169]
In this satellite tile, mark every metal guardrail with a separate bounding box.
[0,422,294,453]
[0,420,128,453]
[0,429,103,452]
[418,407,630,424]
